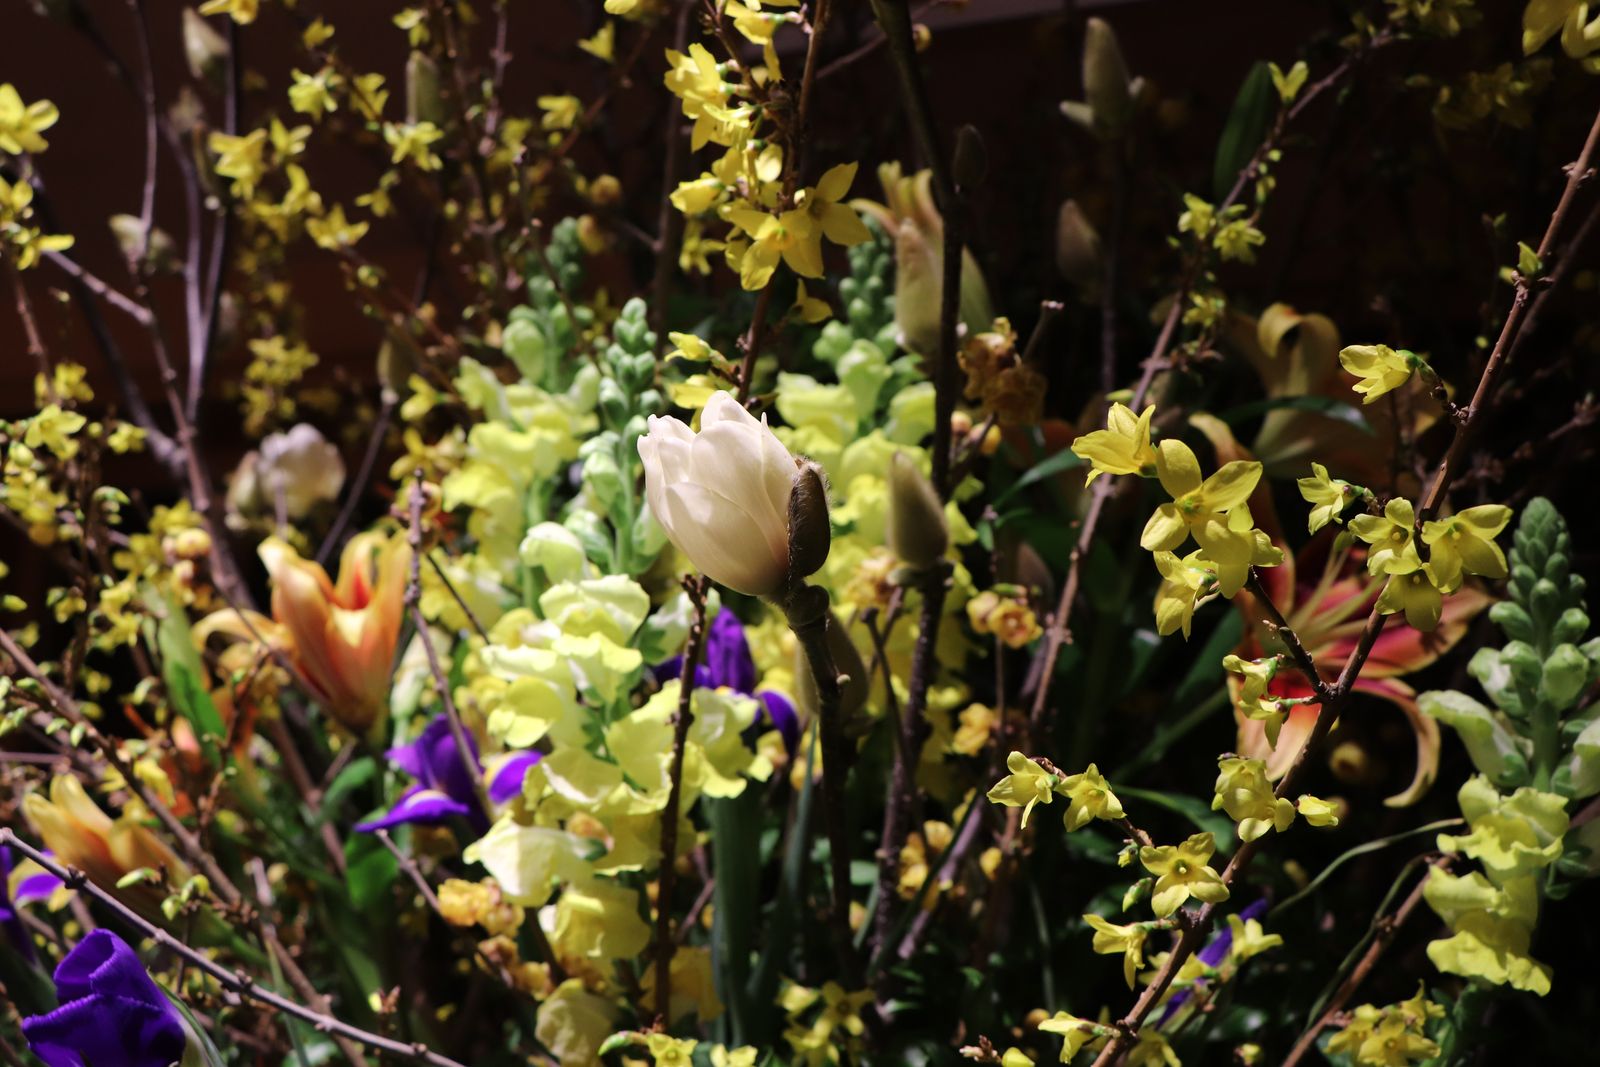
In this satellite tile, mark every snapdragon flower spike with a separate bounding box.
[658,608,800,753]
[21,929,189,1067]
[356,714,541,834]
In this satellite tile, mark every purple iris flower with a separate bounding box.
[356,714,541,834]
[659,609,800,753]
[1,845,63,964]
[1155,898,1268,1026]
[21,928,188,1067]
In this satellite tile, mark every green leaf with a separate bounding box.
[343,832,399,912]
[149,586,226,749]
[315,757,378,828]
[1213,62,1276,201]
[993,449,1084,506]
[1219,394,1374,435]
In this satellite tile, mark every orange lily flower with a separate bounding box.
[22,776,190,918]
[257,531,411,739]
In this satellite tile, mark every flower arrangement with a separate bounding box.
[3,2,1600,1066]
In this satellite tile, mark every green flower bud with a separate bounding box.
[1055,199,1103,292]
[1540,644,1591,709]
[886,451,948,571]
[793,610,869,724]
[406,51,448,127]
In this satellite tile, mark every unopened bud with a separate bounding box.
[1055,199,1102,291]
[953,125,987,192]
[406,51,447,127]
[793,610,869,722]
[182,8,228,89]
[377,337,417,402]
[589,174,623,208]
[787,460,831,585]
[886,452,948,570]
[1083,17,1135,137]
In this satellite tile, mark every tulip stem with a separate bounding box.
[654,575,711,1021]
[783,587,863,987]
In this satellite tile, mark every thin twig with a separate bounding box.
[653,576,709,1020]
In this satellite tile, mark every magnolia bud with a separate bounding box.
[886,452,947,570]
[953,125,987,192]
[788,460,832,584]
[406,51,447,127]
[793,611,869,722]
[1083,17,1135,137]
[1055,199,1103,291]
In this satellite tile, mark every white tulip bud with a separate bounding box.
[638,392,830,597]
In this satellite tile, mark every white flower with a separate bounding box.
[255,423,345,518]
[638,391,825,596]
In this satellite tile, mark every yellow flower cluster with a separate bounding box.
[1327,986,1444,1066]
[662,18,872,292]
[1340,496,1511,631]
[1074,403,1281,637]
[0,85,73,269]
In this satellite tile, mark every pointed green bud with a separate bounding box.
[1083,17,1135,137]
[406,51,447,127]
[886,451,947,570]
[1055,199,1103,291]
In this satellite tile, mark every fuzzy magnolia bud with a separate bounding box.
[793,611,869,722]
[406,51,447,127]
[639,392,831,597]
[788,460,832,585]
[1055,199,1103,291]
[886,452,948,570]
[1083,17,1135,135]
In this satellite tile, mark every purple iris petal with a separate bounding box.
[703,609,758,693]
[21,928,188,1067]
[488,751,543,806]
[758,690,800,754]
[355,787,476,832]
[15,870,64,905]
[359,715,488,833]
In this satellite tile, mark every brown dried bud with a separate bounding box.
[953,125,987,192]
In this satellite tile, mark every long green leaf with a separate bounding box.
[1213,61,1276,201]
